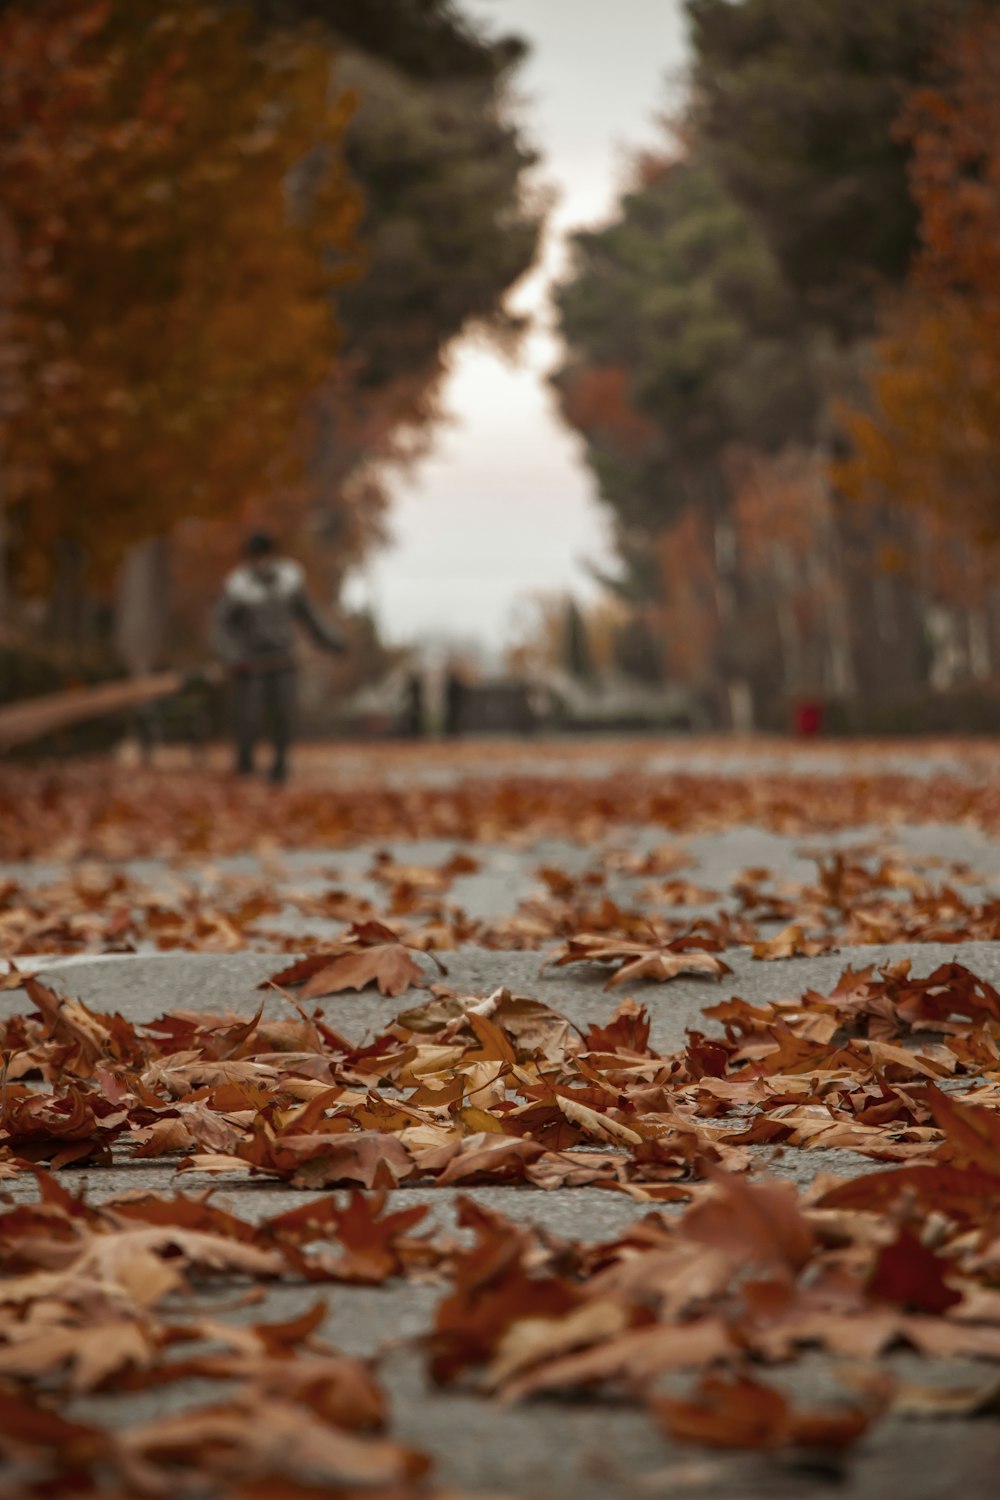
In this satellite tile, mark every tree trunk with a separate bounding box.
[968,608,991,682]
[47,538,90,655]
[0,472,7,638]
[114,535,171,676]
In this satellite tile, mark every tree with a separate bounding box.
[1,0,541,652]
[561,598,594,682]
[836,8,1000,541]
[686,0,985,335]
[552,143,935,721]
[554,154,823,572]
[611,609,665,685]
[0,0,361,616]
[504,591,651,683]
[552,6,1000,723]
[730,445,855,702]
[244,0,526,82]
[241,0,543,593]
[169,0,542,669]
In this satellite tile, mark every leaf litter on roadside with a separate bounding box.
[544,932,732,988]
[9,752,1000,863]
[265,921,445,1000]
[0,1165,452,1497]
[9,829,1000,975]
[3,941,1000,1485]
[7,752,1000,1484]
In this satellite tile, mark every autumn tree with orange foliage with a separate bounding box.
[552,2,1000,726]
[837,8,1000,545]
[554,155,834,718]
[0,0,361,626]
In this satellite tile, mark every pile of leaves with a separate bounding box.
[5,749,1000,1482]
[4,945,1000,1190]
[0,1173,442,1496]
[736,849,1000,951]
[0,857,481,961]
[6,756,1000,861]
[0,970,747,1191]
[1,951,1000,1473]
[426,1168,1000,1438]
[6,833,1000,971]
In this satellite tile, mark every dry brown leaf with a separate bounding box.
[891,1376,1000,1419]
[484,1299,630,1391]
[654,1373,878,1451]
[546,933,732,988]
[502,1318,735,1401]
[119,1393,430,1488]
[554,1095,643,1147]
[750,923,833,960]
[0,1316,156,1392]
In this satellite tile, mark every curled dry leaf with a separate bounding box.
[750,923,833,961]
[891,1375,1000,1420]
[545,933,732,989]
[653,1373,880,1451]
[499,1318,736,1403]
[0,1315,158,1392]
[182,1127,415,1190]
[118,1393,431,1490]
[418,1132,546,1187]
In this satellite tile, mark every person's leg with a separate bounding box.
[231,672,259,775]
[265,668,296,783]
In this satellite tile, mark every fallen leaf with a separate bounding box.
[654,1373,877,1451]
[867,1225,963,1314]
[546,934,731,988]
[751,924,832,960]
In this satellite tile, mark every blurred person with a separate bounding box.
[214,532,346,783]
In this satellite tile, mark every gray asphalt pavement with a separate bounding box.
[5,938,1000,1498]
[5,745,1000,1499]
[13,936,1000,1059]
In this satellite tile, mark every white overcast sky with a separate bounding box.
[349,0,690,653]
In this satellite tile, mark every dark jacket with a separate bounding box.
[214,559,345,670]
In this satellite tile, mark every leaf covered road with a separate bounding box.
[2,740,1000,1498]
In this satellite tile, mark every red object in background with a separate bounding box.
[794,701,823,737]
